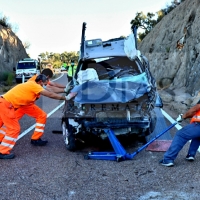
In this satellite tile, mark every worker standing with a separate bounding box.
[67,60,77,82]
[160,102,200,167]
[0,74,76,159]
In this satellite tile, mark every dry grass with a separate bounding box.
[0,84,17,95]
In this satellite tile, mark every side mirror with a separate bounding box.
[13,67,16,71]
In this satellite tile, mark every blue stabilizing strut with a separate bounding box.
[86,122,177,162]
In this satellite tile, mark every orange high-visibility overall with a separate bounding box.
[190,110,200,123]
[15,104,47,140]
[0,104,47,141]
[0,81,44,154]
[0,76,47,142]
[0,97,20,154]
[0,125,6,141]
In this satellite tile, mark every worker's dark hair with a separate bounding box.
[41,68,53,78]
[35,74,48,82]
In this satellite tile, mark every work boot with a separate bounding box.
[31,138,48,146]
[185,154,195,161]
[0,153,15,159]
[159,159,174,167]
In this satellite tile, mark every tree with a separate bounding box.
[0,14,9,27]
[23,41,31,49]
[130,0,183,41]
[38,53,46,60]
[130,12,157,41]
[38,51,79,69]
[0,14,19,33]
[156,10,165,23]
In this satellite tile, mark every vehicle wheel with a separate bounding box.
[84,154,89,160]
[140,136,148,144]
[62,120,77,151]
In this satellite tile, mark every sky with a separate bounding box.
[0,0,172,59]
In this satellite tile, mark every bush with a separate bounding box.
[0,15,11,28]
[6,73,14,86]
[0,72,14,86]
[0,72,9,82]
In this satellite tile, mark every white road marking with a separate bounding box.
[161,109,182,130]
[17,102,65,140]
[52,73,64,82]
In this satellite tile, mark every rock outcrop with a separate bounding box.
[0,25,28,73]
[139,0,200,113]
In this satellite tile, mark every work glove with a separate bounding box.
[176,114,183,124]
[65,92,77,100]
[64,81,72,93]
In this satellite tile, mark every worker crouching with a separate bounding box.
[0,74,76,159]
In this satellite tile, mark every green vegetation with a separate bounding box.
[0,13,19,33]
[38,51,79,69]
[0,72,10,82]
[0,72,15,93]
[130,0,186,41]
[6,73,14,86]
[0,72,15,86]
[166,47,170,53]
[0,15,11,28]
[131,12,157,41]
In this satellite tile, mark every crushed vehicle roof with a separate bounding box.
[83,34,137,60]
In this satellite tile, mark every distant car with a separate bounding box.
[55,68,61,73]
[61,22,163,151]
[61,66,67,72]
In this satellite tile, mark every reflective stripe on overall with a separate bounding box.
[0,125,6,142]
[0,97,20,154]
[17,104,47,140]
[191,110,200,123]
[0,104,47,141]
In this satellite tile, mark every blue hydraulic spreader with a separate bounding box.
[84,123,177,162]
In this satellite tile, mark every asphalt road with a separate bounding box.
[1,73,200,200]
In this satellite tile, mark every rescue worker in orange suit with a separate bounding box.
[0,69,72,149]
[0,74,76,159]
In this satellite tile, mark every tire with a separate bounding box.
[62,119,77,151]
[138,135,148,144]
[15,78,22,83]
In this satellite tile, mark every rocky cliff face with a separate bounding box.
[0,25,28,73]
[139,0,200,113]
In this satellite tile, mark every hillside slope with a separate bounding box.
[139,0,200,113]
[0,25,28,73]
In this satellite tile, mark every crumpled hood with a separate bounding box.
[71,72,151,104]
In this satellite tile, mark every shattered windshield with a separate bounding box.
[80,57,141,80]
